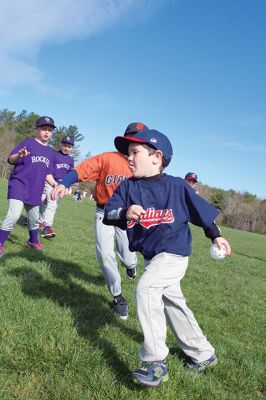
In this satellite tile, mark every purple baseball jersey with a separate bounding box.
[52,151,74,182]
[8,138,54,205]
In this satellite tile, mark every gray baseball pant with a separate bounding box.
[1,199,39,230]
[137,252,215,363]
[94,206,137,297]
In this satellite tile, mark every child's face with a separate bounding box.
[128,143,162,178]
[60,142,73,155]
[187,180,197,188]
[35,125,54,144]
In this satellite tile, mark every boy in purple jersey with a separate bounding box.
[103,129,231,387]
[0,116,57,256]
[40,135,74,238]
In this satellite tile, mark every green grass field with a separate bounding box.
[0,178,265,400]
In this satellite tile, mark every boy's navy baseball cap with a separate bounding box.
[115,129,173,166]
[36,116,56,129]
[185,172,198,182]
[124,122,148,136]
[61,135,74,146]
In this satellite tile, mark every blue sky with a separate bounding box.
[1,0,265,199]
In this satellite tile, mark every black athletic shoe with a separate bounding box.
[114,295,128,320]
[41,227,56,239]
[22,217,28,226]
[126,266,137,280]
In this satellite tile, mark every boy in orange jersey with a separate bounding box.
[51,122,148,320]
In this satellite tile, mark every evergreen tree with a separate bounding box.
[49,125,84,150]
[49,125,85,162]
[0,109,17,129]
[14,111,40,143]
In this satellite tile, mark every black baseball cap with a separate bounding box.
[115,129,173,167]
[124,122,148,136]
[61,135,74,146]
[35,116,56,129]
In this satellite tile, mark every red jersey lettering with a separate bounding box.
[127,208,175,229]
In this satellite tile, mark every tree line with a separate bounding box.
[1,108,265,235]
[198,184,266,235]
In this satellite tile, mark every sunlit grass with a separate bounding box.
[0,178,265,399]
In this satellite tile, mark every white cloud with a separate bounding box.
[0,55,45,89]
[0,0,161,90]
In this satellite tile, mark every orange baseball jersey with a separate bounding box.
[74,152,132,206]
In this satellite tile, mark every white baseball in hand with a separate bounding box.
[210,243,226,260]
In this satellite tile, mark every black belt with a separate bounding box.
[96,203,105,209]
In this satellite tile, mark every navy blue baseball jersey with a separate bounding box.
[104,174,219,259]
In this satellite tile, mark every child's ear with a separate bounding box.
[153,150,163,165]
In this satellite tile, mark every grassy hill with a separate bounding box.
[0,178,265,399]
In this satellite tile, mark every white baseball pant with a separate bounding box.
[137,252,215,363]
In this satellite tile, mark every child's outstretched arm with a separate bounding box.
[51,170,78,200]
[8,147,30,164]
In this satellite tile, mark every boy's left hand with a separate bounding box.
[214,237,231,256]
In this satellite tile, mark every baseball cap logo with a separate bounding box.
[150,138,157,144]
[44,117,51,123]
[136,123,144,131]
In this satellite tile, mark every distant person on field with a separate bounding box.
[51,122,148,321]
[89,189,95,200]
[82,189,88,198]
[185,172,198,194]
[103,129,231,387]
[73,188,80,200]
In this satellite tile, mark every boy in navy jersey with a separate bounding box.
[185,171,198,193]
[103,129,231,387]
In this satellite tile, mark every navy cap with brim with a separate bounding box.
[115,129,173,167]
[36,116,56,129]
[61,135,74,146]
[185,172,198,182]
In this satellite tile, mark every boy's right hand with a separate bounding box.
[126,205,146,221]
[51,184,66,200]
[18,147,30,158]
